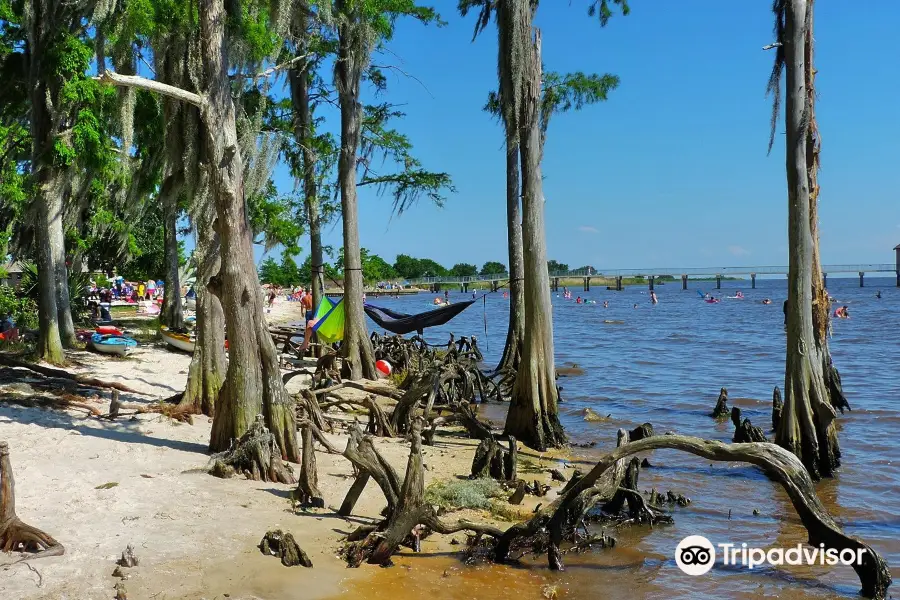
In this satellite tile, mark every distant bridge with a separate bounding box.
[407,263,900,292]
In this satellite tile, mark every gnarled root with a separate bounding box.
[208,415,295,484]
[497,433,891,599]
[0,441,65,559]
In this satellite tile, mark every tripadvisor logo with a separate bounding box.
[674,535,868,575]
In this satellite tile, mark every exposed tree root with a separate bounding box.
[208,415,295,484]
[710,387,729,419]
[0,355,143,394]
[259,530,312,567]
[0,442,65,560]
[495,433,891,599]
[731,407,767,443]
[340,418,503,567]
[294,424,324,508]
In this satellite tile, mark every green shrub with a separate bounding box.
[0,285,38,330]
[424,478,503,511]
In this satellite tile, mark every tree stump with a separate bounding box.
[295,424,325,508]
[629,423,654,441]
[0,441,65,558]
[208,415,295,484]
[470,436,517,481]
[710,387,729,419]
[731,407,768,443]
[772,386,783,431]
[259,530,312,567]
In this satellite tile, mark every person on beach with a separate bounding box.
[267,290,276,308]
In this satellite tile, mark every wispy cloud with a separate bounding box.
[728,245,750,257]
[578,226,599,234]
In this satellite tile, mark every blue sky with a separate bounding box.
[258,1,900,271]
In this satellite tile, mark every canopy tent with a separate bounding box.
[364,300,476,336]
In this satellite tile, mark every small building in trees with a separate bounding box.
[0,262,25,289]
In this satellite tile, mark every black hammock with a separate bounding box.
[364,300,476,335]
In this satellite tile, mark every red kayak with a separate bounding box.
[96,325,124,336]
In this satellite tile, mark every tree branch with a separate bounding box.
[231,54,314,81]
[94,71,204,108]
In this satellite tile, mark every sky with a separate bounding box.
[257,0,900,272]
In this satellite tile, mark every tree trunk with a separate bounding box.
[803,3,849,415]
[289,12,325,356]
[179,204,224,416]
[55,254,75,347]
[160,165,184,329]
[775,0,839,480]
[28,2,65,364]
[335,16,376,381]
[505,20,564,451]
[201,0,298,461]
[497,140,524,373]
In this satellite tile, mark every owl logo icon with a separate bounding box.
[675,535,716,575]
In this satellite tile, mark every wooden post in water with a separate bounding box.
[823,273,827,288]
[585,277,591,292]
[648,276,654,291]
[751,273,756,289]
[681,274,688,290]
[716,275,721,290]
[859,272,864,288]
[616,276,623,291]
[553,277,559,292]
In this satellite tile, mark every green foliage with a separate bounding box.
[0,285,37,330]
[259,251,304,288]
[450,263,478,277]
[480,261,506,275]
[17,262,91,323]
[424,477,503,511]
[547,260,569,273]
[247,181,305,255]
[336,247,398,283]
[392,254,447,279]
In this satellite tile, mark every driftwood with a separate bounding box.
[0,354,143,394]
[0,392,103,417]
[0,441,65,559]
[296,418,341,455]
[295,424,324,508]
[298,390,331,433]
[341,418,504,567]
[259,530,312,567]
[208,415,295,484]
[731,407,768,443]
[495,433,892,599]
[710,387,729,419]
[313,380,403,401]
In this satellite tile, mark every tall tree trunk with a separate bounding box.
[505,19,564,451]
[289,10,325,356]
[179,201,224,416]
[28,0,65,364]
[803,4,848,415]
[160,166,184,330]
[775,0,839,479]
[55,255,75,347]
[497,140,524,373]
[335,16,376,381]
[201,0,298,460]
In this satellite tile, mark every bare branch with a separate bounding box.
[94,71,204,109]
[231,54,314,81]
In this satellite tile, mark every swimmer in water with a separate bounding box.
[650,290,658,304]
[876,290,882,299]
[576,296,583,304]
[762,298,772,305]
[603,300,609,308]
[633,303,638,309]
[834,305,850,319]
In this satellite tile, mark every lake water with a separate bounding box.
[348,277,900,599]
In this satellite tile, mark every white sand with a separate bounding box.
[0,340,522,600]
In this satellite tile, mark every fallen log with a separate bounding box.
[313,380,403,401]
[0,355,144,394]
[497,433,892,599]
[0,441,65,559]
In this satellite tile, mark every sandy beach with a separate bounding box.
[0,303,552,600]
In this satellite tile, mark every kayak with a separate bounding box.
[90,333,137,357]
[96,325,124,336]
[160,326,195,353]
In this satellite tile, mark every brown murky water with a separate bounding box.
[332,278,900,598]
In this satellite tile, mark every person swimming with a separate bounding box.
[650,291,658,304]
[762,298,772,305]
[834,305,850,319]
[576,296,583,304]
[876,290,882,299]
[603,300,609,308]
[633,303,639,309]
